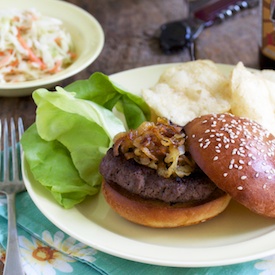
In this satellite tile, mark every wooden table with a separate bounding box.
[0,0,260,273]
[0,0,260,129]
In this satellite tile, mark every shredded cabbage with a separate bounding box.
[0,8,76,83]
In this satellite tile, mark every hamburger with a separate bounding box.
[100,113,275,228]
[99,117,231,228]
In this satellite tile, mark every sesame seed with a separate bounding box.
[192,113,275,190]
[203,143,210,149]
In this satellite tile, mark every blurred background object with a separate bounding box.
[159,0,259,59]
[259,0,275,69]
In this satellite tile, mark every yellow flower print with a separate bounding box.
[0,246,5,263]
[41,230,97,262]
[18,230,97,274]
[19,235,74,275]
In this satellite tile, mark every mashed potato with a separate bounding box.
[142,60,231,127]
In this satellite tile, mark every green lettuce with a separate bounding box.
[21,72,151,208]
[65,72,151,129]
[21,124,97,208]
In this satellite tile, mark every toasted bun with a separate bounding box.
[184,113,275,218]
[102,179,231,228]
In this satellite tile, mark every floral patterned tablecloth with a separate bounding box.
[0,192,274,275]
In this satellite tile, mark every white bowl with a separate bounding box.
[0,0,104,97]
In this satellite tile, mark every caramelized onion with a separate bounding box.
[113,117,195,178]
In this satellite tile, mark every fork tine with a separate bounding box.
[18,118,24,139]
[16,118,24,180]
[18,117,24,154]
[3,119,9,182]
[10,118,18,181]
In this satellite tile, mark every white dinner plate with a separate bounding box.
[23,63,275,267]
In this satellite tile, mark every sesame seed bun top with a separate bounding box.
[184,113,275,218]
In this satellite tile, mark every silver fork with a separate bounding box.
[0,118,25,275]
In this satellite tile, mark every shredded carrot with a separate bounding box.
[12,16,20,22]
[69,51,77,60]
[10,59,19,67]
[17,30,46,70]
[0,49,13,56]
[48,60,62,74]
[55,37,62,47]
[0,55,12,68]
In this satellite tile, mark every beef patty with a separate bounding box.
[99,148,226,205]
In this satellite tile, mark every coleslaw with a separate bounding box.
[0,8,76,83]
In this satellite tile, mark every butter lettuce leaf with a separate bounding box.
[21,124,96,208]
[65,72,151,129]
[21,72,151,209]
[34,87,123,143]
[22,87,126,208]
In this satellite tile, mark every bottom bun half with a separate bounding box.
[102,179,231,228]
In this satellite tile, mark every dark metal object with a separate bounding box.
[159,0,259,60]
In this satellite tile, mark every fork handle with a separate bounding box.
[4,193,25,275]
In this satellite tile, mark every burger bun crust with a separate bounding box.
[184,113,275,218]
[102,179,231,228]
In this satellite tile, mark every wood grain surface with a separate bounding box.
[0,0,259,129]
